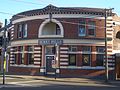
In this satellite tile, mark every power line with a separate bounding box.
[8,0,44,5]
[0,11,106,29]
[0,11,14,15]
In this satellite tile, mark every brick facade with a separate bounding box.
[6,5,120,79]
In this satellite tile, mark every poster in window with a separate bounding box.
[82,54,90,66]
[79,28,86,36]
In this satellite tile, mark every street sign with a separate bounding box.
[52,59,56,68]
[38,39,63,45]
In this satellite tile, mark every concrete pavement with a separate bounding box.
[0,74,120,87]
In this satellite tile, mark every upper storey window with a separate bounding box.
[88,21,95,36]
[18,23,27,38]
[42,22,61,35]
[78,20,96,37]
[39,19,64,38]
[78,20,86,36]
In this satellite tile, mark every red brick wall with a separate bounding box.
[13,18,105,41]
[9,66,40,75]
[91,46,96,67]
[27,19,43,39]
[24,45,28,65]
[60,69,105,77]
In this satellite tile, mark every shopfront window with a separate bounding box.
[28,46,34,65]
[96,46,104,66]
[69,54,76,66]
[19,46,24,64]
[28,53,34,64]
[82,54,91,66]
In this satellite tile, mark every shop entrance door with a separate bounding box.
[45,46,56,74]
[46,56,55,74]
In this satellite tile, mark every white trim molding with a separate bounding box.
[12,14,105,24]
[38,19,64,38]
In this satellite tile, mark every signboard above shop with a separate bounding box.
[38,39,63,45]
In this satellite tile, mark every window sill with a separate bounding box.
[39,35,64,38]
[60,66,106,70]
[10,64,40,68]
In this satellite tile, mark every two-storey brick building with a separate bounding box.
[7,5,120,79]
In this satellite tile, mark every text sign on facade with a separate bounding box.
[38,39,63,45]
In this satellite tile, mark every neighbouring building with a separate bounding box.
[0,21,2,71]
[5,5,120,79]
[0,22,2,28]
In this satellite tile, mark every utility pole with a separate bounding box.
[2,19,7,85]
[104,8,108,82]
[104,8,113,82]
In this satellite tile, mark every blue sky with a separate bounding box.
[0,0,120,26]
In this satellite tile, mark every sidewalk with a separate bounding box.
[3,75,120,84]
[0,74,120,87]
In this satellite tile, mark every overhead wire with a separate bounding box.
[8,0,45,5]
[0,11,105,29]
[0,0,106,29]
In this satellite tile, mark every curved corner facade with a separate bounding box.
[7,5,119,78]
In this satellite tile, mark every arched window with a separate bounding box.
[38,19,64,38]
[116,31,120,39]
[41,22,61,35]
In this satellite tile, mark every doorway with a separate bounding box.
[45,46,56,74]
[46,55,55,74]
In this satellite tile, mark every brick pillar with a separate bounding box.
[40,45,45,74]
[78,54,82,66]
[24,46,28,65]
[56,45,60,67]
[17,46,21,65]
[56,45,60,74]
[77,45,82,66]
[91,46,96,67]
[41,45,45,67]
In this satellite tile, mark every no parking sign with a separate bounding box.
[52,59,56,68]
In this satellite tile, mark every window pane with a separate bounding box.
[96,54,104,66]
[78,20,86,36]
[28,53,34,64]
[88,21,95,36]
[19,53,24,64]
[82,54,90,66]
[28,46,33,52]
[14,54,17,64]
[97,46,105,53]
[19,46,23,52]
[18,24,22,38]
[88,21,95,29]
[82,46,91,52]
[46,46,56,55]
[23,24,27,38]
[69,46,77,52]
[69,54,76,66]
[56,24,61,35]
[88,29,94,35]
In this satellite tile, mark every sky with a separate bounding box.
[0,0,120,26]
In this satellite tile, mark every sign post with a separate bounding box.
[2,19,7,85]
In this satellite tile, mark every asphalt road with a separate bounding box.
[0,75,120,90]
[0,84,120,90]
